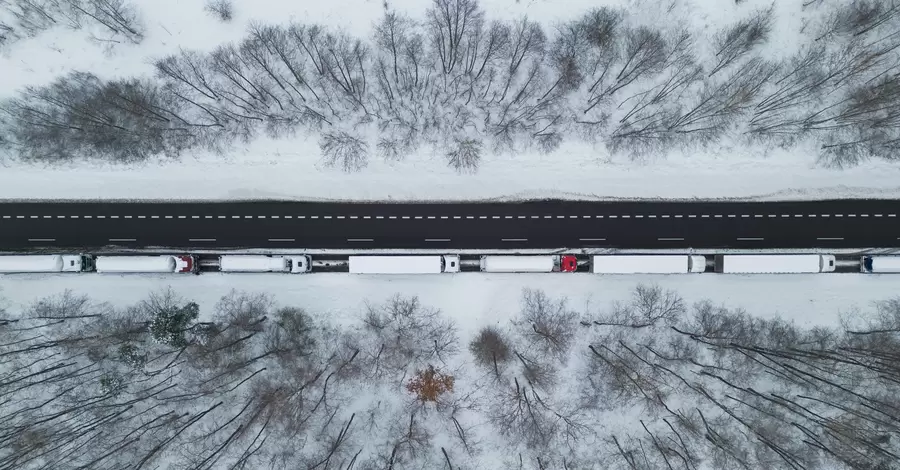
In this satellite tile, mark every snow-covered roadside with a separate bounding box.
[1,139,898,201]
[0,272,890,330]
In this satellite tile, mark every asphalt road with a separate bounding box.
[0,200,897,250]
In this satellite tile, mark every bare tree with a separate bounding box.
[605,31,702,155]
[426,0,484,76]
[204,0,233,22]
[363,410,435,469]
[0,0,145,48]
[666,57,778,141]
[488,377,590,455]
[583,25,669,115]
[0,71,210,162]
[593,284,686,328]
[816,0,899,41]
[319,130,370,172]
[816,74,900,167]
[512,289,578,361]
[708,7,773,77]
[445,136,482,171]
[362,294,459,381]
[555,6,623,98]
[469,326,511,378]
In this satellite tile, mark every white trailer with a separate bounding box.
[0,254,93,273]
[95,255,196,274]
[219,255,311,273]
[348,255,460,274]
[715,255,836,274]
[479,255,556,273]
[591,255,706,274]
[862,256,900,273]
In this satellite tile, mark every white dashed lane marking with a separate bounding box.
[817,237,844,241]
[425,238,451,242]
[347,238,373,242]
[579,238,606,241]
[109,238,136,242]
[5,212,896,220]
[268,238,295,242]
[28,238,55,242]
[501,238,528,242]
[658,237,685,241]
[737,237,764,241]
[188,238,216,242]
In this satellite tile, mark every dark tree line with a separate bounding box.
[0,289,463,469]
[583,284,900,470]
[4,285,900,469]
[0,0,144,48]
[1,0,898,170]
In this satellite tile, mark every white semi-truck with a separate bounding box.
[95,255,199,274]
[219,255,311,273]
[861,256,900,273]
[479,255,577,273]
[348,255,460,274]
[591,255,707,274]
[0,254,94,273]
[715,255,836,274]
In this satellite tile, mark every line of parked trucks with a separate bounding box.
[0,253,898,274]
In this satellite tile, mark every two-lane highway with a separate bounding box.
[0,200,897,250]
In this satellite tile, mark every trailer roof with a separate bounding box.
[0,255,64,272]
[591,255,688,274]
[95,256,176,273]
[349,256,443,274]
[220,256,287,271]
[721,255,821,273]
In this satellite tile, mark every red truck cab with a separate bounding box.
[176,255,199,274]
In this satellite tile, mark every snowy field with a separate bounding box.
[0,272,893,329]
[1,0,899,201]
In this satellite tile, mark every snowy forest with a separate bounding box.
[0,0,899,170]
[1,285,900,469]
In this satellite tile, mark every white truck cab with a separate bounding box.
[61,255,91,272]
[288,255,312,273]
[442,255,461,273]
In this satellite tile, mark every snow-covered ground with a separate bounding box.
[0,272,891,330]
[1,141,898,201]
[1,0,898,201]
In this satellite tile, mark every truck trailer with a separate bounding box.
[219,255,311,273]
[861,256,900,273]
[348,255,460,274]
[591,255,706,274]
[479,255,577,273]
[0,254,94,273]
[95,255,198,274]
[714,255,836,274]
